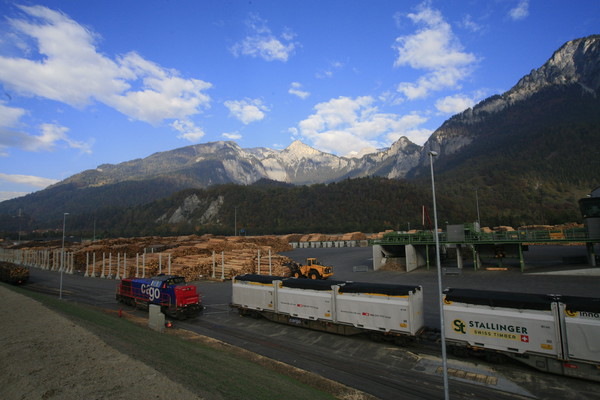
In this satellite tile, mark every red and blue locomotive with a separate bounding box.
[116,274,203,319]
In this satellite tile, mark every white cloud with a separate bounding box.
[0,191,30,201]
[0,103,26,127]
[1,5,126,107]
[224,98,268,124]
[509,0,529,21]
[0,5,211,134]
[0,172,58,188]
[435,94,475,114]
[295,96,430,156]
[231,13,296,62]
[0,120,92,155]
[31,123,92,153]
[393,12,404,29]
[0,172,58,200]
[393,4,477,99]
[222,132,242,140]
[288,82,310,99]
[108,52,211,124]
[315,61,344,79]
[0,102,92,155]
[171,119,206,142]
[461,15,483,32]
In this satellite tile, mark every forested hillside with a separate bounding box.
[9,173,587,240]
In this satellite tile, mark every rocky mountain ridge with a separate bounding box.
[1,35,599,229]
[61,135,422,190]
[58,36,600,191]
[419,35,600,164]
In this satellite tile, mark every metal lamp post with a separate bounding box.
[475,187,481,227]
[429,151,450,399]
[59,212,69,299]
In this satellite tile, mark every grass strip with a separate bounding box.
[6,284,362,400]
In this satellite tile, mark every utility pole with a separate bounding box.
[60,212,69,299]
[475,188,481,227]
[429,151,450,400]
[17,208,22,243]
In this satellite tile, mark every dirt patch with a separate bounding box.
[0,285,201,400]
[0,285,375,400]
[378,261,406,271]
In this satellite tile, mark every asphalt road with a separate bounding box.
[22,245,600,400]
[283,245,600,328]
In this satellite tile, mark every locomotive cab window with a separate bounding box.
[168,277,186,285]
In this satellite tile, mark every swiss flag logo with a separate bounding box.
[362,312,370,316]
[521,335,529,343]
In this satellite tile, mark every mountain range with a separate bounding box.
[59,132,423,188]
[1,35,599,235]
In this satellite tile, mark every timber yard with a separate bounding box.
[1,188,600,399]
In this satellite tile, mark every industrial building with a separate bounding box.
[372,188,600,272]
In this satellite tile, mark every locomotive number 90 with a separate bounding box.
[117,275,203,320]
[141,284,161,301]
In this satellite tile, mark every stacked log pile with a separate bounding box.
[285,231,369,243]
[280,233,303,243]
[3,231,383,278]
[6,230,405,279]
[7,235,293,281]
[519,223,583,230]
[478,223,584,234]
[339,232,367,241]
[369,230,394,240]
[167,241,293,281]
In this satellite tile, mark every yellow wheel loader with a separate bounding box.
[285,258,334,279]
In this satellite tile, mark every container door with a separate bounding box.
[560,303,600,363]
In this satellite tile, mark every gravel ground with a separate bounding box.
[0,285,202,400]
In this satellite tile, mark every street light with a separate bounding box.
[429,151,450,399]
[17,208,22,243]
[234,206,238,236]
[475,187,481,227]
[59,212,69,299]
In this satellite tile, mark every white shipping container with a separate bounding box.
[561,298,600,364]
[443,289,561,357]
[231,275,276,311]
[276,285,334,321]
[335,284,424,335]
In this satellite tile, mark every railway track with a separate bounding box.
[179,306,531,400]
[19,267,600,400]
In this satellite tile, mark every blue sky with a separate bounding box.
[0,0,598,201]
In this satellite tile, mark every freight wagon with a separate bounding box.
[443,288,600,382]
[231,274,600,383]
[116,274,203,319]
[231,274,424,342]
